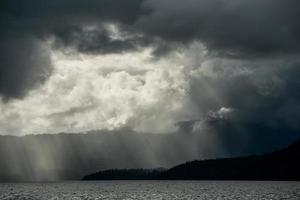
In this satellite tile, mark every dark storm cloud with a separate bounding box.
[0,0,148,26]
[2,0,299,62]
[0,37,52,100]
[1,0,300,59]
[138,0,300,57]
[51,25,152,54]
[0,0,150,45]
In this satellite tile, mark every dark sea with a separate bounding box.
[0,181,299,200]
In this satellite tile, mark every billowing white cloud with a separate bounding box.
[0,46,192,135]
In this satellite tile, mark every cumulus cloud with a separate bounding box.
[0,48,190,135]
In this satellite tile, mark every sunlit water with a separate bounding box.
[0,181,299,200]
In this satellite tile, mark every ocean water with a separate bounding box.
[0,181,299,200]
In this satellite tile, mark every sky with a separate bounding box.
[1,0,300,149]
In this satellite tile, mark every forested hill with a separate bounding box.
[159,140,300,180]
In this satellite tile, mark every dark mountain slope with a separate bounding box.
[159,140,300,180]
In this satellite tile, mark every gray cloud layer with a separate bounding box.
[138,0,300,57]
[1,0,300,98]
[2,0,300,55]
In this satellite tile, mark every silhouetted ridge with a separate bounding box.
[159,139,300,180]
[82,168,165,180]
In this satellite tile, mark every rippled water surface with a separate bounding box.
[0,181,299,200]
